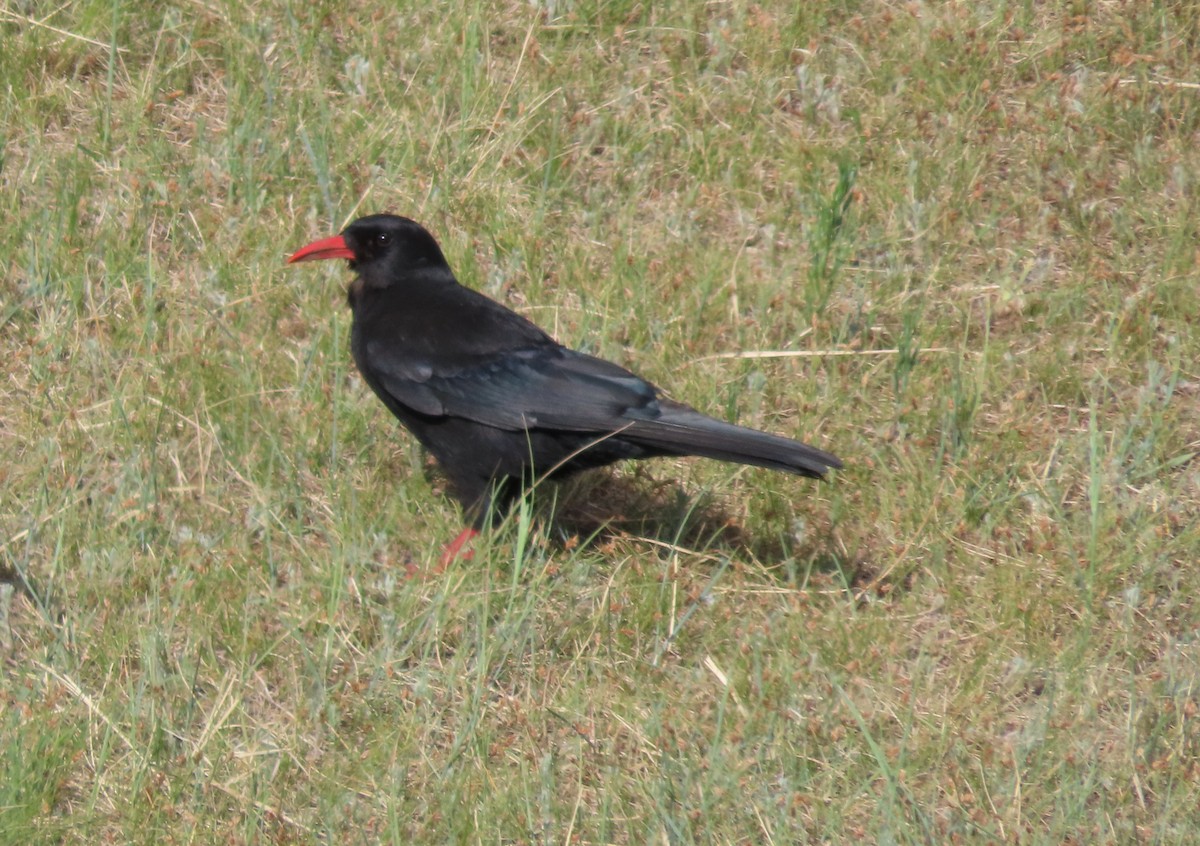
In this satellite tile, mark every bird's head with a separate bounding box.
[288,214,449,289]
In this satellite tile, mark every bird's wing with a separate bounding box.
[364,341,660,432]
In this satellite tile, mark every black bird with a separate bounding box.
[289,214,841,563]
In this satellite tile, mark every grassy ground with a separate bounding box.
[3,0,1200,842]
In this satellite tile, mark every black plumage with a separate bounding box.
[289,214,840,560]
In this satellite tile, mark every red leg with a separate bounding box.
[439,527,479,568]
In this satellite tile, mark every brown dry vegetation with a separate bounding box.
[2,1,1200,843]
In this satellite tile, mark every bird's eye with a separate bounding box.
[376,232,390,246]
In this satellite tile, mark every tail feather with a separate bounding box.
[626,401,842,479]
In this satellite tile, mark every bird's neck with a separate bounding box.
[347,266,461,310]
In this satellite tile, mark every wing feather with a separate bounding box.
[365,342,661,432]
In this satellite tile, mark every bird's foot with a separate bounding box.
[438,527,480,570]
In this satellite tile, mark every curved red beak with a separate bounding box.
[287,234,355,264]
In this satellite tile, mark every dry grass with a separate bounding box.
[3,1,1200,843]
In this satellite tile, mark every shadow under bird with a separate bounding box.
[288,214,841,564]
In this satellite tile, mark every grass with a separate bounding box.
[3,0,1200,842]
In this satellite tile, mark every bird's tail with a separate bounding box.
[625,400,842,479]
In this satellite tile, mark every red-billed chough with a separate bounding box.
[289,214,841,563]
